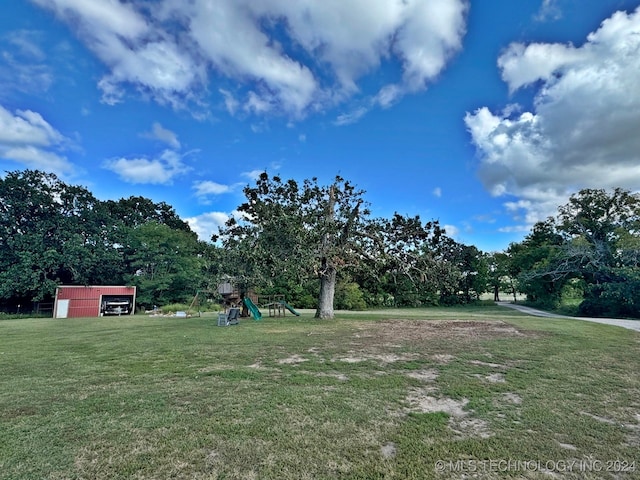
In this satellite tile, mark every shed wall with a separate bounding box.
[54,286,136,318]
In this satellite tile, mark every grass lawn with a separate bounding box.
[1,305,639,479]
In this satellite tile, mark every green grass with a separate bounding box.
[1,306,639,479]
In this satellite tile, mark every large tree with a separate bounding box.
[218,173,369,319]
[507,188,640,317]
[0,170,123,305]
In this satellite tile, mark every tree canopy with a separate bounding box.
[504,188,640,317]
[4,169,636,320]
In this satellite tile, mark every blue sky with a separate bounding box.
[2,0,640,252]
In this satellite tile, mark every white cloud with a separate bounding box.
[103,149,190,185]
[0,104,75,176]
[31,0,206,108]
[6,29,45,60]
[432,187,442,198]
[241,169,265,181]
[535,0,562,22]
[193,180,234,203]
[467,7,640,228]
[0,30,53,97]
[334,107,368,126]
[443,224,460,238]
[142,122,180,149]
[219,89,239,115]
[32,0,469,118]
[374,84,404,109]
[185,211,229,242]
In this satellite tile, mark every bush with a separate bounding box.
[159,303,192,314]
[335,282,367,310]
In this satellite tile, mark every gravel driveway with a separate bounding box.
[496,302,640,332]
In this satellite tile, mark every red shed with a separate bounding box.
[53,286,137,318]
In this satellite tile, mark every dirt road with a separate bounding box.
[496,302,640,332]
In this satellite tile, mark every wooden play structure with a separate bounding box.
[261,294,300,317]
[188,278,301,325]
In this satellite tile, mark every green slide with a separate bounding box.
[243,297,262,320]
[280,301,300,316]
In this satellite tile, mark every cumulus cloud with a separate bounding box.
[185,211,229,242]
[466,7,640,229]
[0,104,75,176]
[31,0,468,118]
[193,180,232,196]
[30,0,206,108]
[103,149,190,184]
[192,180,240,203]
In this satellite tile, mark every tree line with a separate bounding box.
[1,170,638,319]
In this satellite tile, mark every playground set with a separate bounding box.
[188,280,300,326]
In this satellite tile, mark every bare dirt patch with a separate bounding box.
[450,417,492,440]
[485,373,506,383]
[432,353,455,364]
[277,354,308,365]
[405,390,469,416]
[469,359,508,369]
[501,392,523,405]
[406,369,439,382]
[333,352,421,364]
[405,389,493,439]
[381,442,397,459]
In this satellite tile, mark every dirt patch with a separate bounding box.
[469,359,507,369]
[406,390,468,416]
[501,392,523,404]
[432,354,455,364]
[278,354,308,365]
[333,352,421,364]
[485,373,506,383]
[406,369,439,382]
[405,389,493,439]
[580,411,617,425]
[303,371,349,381]
[450,417,492,439]
[381,442,397,459]
[556,441,577,451]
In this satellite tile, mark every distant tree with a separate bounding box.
[506,219,568,308]
[360,213,448,307]
[126,222,205,308]
[487,252,517,302]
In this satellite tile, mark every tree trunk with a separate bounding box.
[315,264,336,319]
